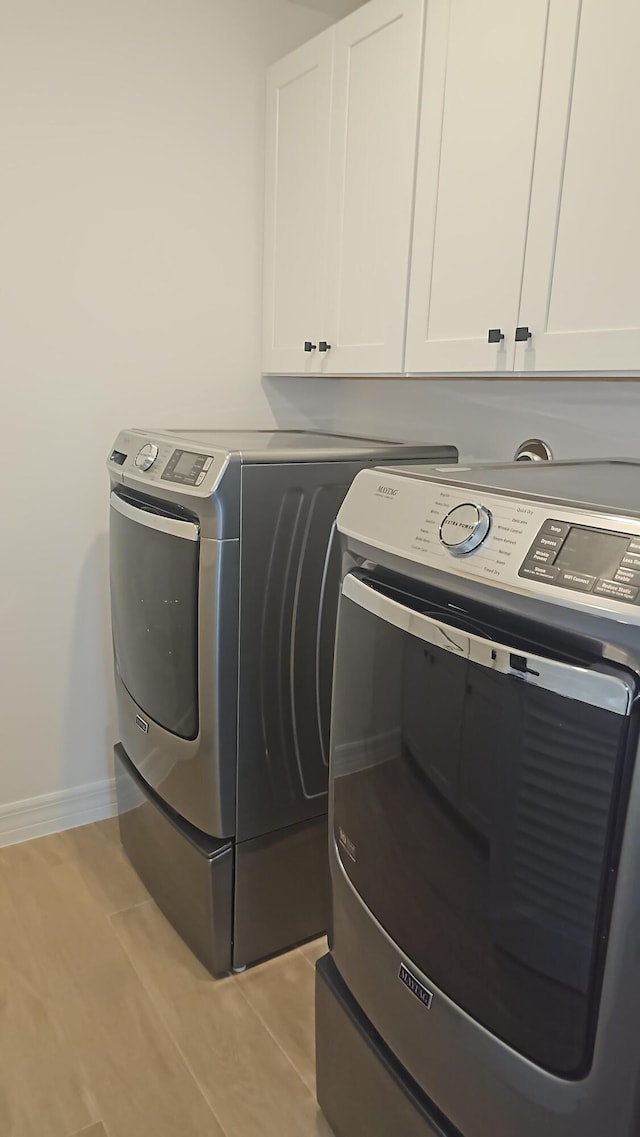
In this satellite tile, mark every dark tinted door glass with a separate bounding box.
[110,495,199,739]
[331,583,633,1076]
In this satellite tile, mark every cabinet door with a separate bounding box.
[405,0,551,374]
[262,32,333,375]
[320,0,424,375]
[516,0,640,373]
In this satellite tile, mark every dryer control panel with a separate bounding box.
[520,522,640,603]
[337,465,640,622]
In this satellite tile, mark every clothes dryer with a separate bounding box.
[108,429,457,973]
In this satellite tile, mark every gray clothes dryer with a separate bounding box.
[317,458,640,1137]
[107,429,457,974]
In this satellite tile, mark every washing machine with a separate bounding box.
[107,428,456,974]
[318,458,640,1137]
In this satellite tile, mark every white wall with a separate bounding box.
[265,377,640,464]
[4,0,640,844]
[0,0,331,838]
[291,0,367,16]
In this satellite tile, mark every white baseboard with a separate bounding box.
[0,778,118,848]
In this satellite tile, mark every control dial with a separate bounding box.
[135,443,159,472]
[440,502,492,556]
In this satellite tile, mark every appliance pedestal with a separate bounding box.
[115,745,330,974]
[316,954,457,1137]
[114,745,233,975]
[234,814,329,970]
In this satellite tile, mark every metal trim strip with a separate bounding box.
[110,492,199,542]
[342,573,633,716]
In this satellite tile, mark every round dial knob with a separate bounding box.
[439,503,492,556]
[134,442,159,472]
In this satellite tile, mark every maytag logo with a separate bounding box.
[338,826,356,863]
[135,714,149,734]
[376,484,398,498]
[398,963,434,1009]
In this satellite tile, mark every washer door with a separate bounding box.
[110,490,200,740]
[331,572,636,1077]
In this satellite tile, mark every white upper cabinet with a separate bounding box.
[262,0,424,376]
[320,0,424,375]
[264,0,640,378]
[405,0,552,374]
[516,0,640,373]
[262,32,333,375]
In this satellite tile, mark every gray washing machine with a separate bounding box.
[318,458,640,1137]
[107,429,456,974]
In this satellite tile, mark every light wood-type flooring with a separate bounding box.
[0,817,331,1137]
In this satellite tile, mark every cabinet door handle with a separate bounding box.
[515,326,532,342]
[318,341,332,352]
[487,329,504,344]
[304,341,317,352]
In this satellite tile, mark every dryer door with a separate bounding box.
[331,572,636,1078]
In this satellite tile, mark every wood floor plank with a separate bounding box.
[236,949,317,1091]
[0,822,336,1136]
[91,817,119,845]
[0,831,68,868]
[68,1125,108,1137]
[113,901,329,1137]
[0,866,96,1137]
[0,822,148,919]
[0,843,224,1137]
[58,819,149,916]
[300,937,328,968]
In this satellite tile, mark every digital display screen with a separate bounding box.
[556,528,629,580]
[161,448,211,485]
[174,451,198,476]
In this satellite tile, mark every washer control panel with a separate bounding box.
[107,431,224,494]
[135,442,159,471]
[519,521,640,603]
[161,449,214,487]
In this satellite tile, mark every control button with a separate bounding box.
[195,472,206,486]
[135,442,159,472]
[615,567,640,586]
[627,539,640,555]
[203,456,213,471]
[439,503,492,555]
[621,554,640,570]
[594,579,639,602]
[541,520,570,541]
[519,563,560,584]
[531,548,557,565]
[557,570,596,592]
[537,533,564,552]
